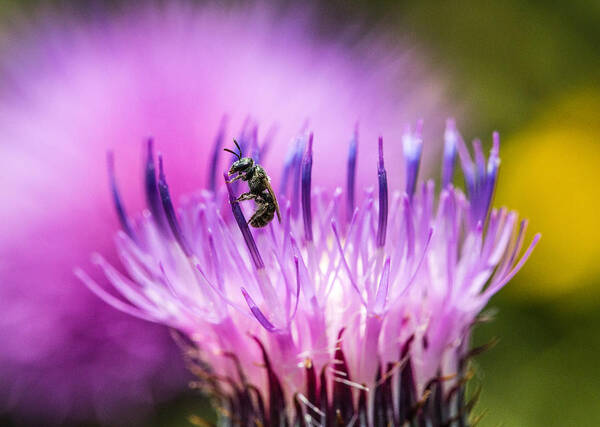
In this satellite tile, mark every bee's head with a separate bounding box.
[229,157,254,175]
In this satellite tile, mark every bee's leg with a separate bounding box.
[236,192,256,202]
[226,174,244,184]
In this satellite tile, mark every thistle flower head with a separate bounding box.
[0,2,454,422]
[79,120,539,425]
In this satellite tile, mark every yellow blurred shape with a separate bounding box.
[496,89,600,297]
[189,415,215,427]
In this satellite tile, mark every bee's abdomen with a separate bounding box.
[249,201,275,228]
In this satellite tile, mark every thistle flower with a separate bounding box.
[0,2,451,423]
[79,119,539,425]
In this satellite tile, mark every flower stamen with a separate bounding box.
[402,120,423,199]
[224,173,265,269]
[302,133,314,242]
[106,151,136,241]
[376,136,388,248]
[158,155,193,257]
[346,126,358,222]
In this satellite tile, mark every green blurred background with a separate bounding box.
[3,0,599,425]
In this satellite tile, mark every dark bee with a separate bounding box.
[225,139,281,228]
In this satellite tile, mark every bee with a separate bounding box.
[225,139,281,228]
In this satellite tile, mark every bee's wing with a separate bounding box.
[264,178,281,223]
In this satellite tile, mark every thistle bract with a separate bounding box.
[78,120,539,425]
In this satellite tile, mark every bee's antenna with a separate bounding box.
[223,148,241,160]
[224,138,243,160]
[233,138,243,157]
